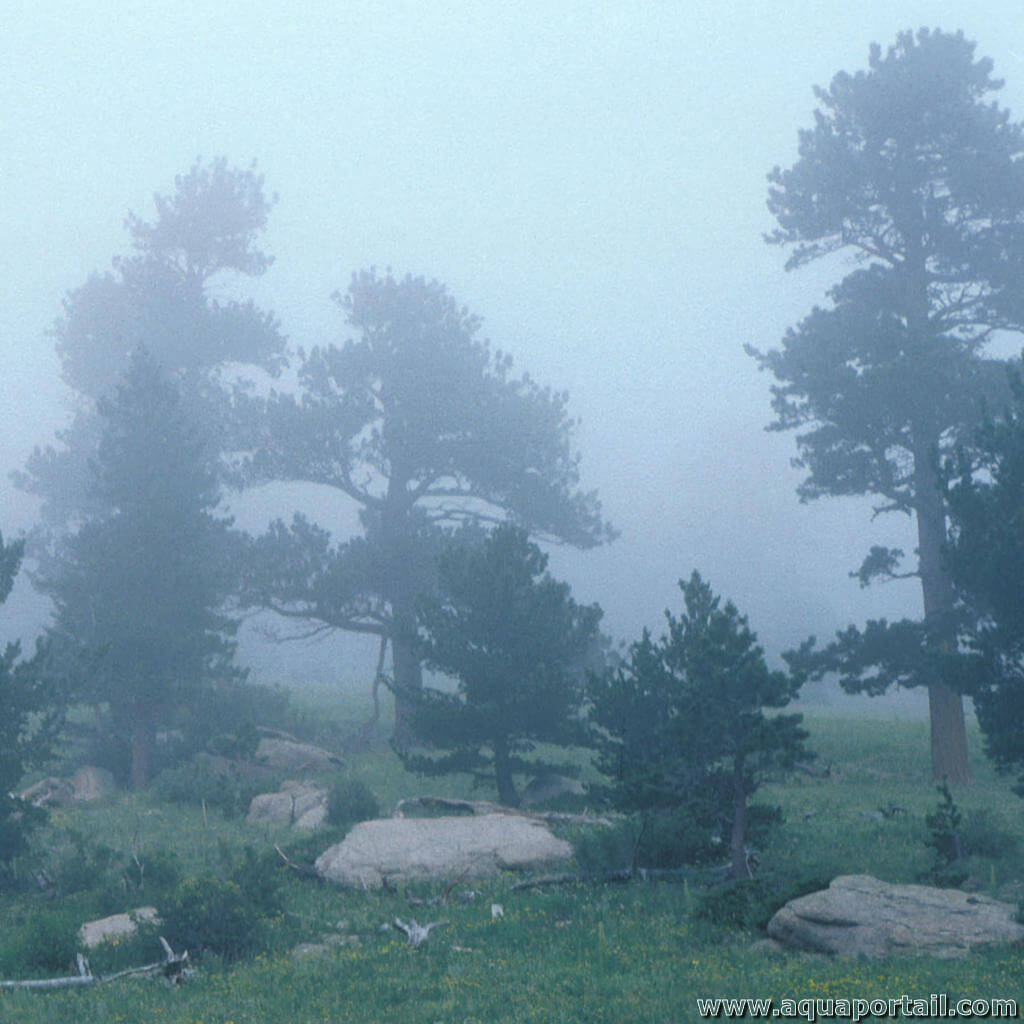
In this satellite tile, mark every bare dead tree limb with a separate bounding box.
[0,938,192,991]
[391,918,449,948]
[273,842,322,881]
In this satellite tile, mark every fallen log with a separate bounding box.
[0,937,192,991]
[0,955,96,991]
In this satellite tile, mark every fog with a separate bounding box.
[4,2,1019,709]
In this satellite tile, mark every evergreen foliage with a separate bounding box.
[39,352,244,788]
[16,157,285,530]
[0,533,60,873]
[945,372,1024,791]
[590,572,809,877]
[239,270,613,744]
[748,29,1024,783]
[400,525,603,806]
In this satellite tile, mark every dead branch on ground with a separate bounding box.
[391,918,449,948]
[0,937,192,991]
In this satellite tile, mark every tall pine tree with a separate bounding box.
[748,30,1024,782]
[40,352,243,788]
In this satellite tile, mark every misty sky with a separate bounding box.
[4,2,1023,685]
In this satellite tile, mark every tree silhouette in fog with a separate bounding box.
[749,30,1024,782]
[239,269,613,745]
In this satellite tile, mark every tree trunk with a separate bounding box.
[380,484,426,752]
[493,737,520,807]
[390,628,423,752]
[915,447,970,784]
[729,759,750,880]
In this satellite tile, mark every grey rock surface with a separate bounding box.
[247,780,328,829]
[766,874,1024,958]
[255,737,344,772]
[315,813,572,887]
[78,907,159,948]
[70,765,116,802]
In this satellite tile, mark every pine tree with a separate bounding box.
[41,352,243,788]
[401,525,603,806]
[591,572,809,878]
[749,30,1024,781]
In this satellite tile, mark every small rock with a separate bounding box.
[255,738,344,772]
[79,907,160,948]
[70,765,116,803]
[18,776,75,808]
[247,780,329,829]
[491,903,504,920]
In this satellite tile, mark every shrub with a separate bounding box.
[14,911,79,975]
[152,758,280,819]
[161,877,261,961]
[925,781,963,862]
[636,808,723,869]
[160,845,283,961]
[84,923,164,977]
[277,826,347,867]
[961,809,1019,860]
[695,871,831,930]
[46,828,120,897]
[326,777,379,828]
[695,878,774,928]
[571,819,639,874]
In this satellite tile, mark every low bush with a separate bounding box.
[326,777,380,828]
[695,871,831,930]
[0,910,80,977]
[160,845,284,962]
[277,825,347,867]
[152,759,281,819]
[570,819,639,874]
[961,809,1019,860]
[45,827,120,898]
[161,877,262,962]
[83,921,165,977]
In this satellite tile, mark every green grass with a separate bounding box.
[1,713,1023,1023]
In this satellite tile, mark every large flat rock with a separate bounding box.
[767,874,1024,958]
[315,813,572,887]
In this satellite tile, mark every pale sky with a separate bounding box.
[4,2,1022,689]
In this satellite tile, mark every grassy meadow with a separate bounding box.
[1,703,1023,1023]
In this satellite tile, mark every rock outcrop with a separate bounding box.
[18,765,116,808]
[766,875,1024,958]
[247,780,329,829]
[69,765,116,803]
[315,813,572,887]
[255,738,344,772]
